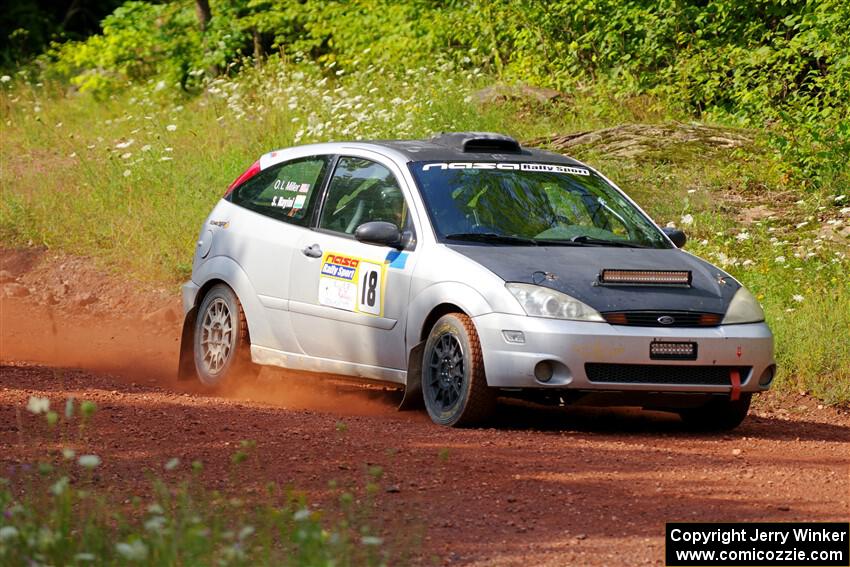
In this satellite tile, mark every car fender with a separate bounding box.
[404,281,493,355]
[190,255,275,350]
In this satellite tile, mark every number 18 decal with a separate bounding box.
[357,261,384,316]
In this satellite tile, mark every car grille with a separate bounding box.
[601,311,722,327]
[585,363,750,386]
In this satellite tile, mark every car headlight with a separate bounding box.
[506,283,604,322]
[722,287,765,324]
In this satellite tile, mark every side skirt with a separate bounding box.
[250,345,407,385]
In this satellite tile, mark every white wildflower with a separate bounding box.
[742,259,754,267]
[115,540,148,561]
[841,207,850,215]
[27,396,50,414]
[795,221,808,229]
[154,80,166,92]
[361,536,383,546]
[238,526,255,540]
[666,221,677,228]
[115,139,134,149]
[144,516,166,532]
[120,152,132,159]
[164,457,179,471]
[62,447,75,460]
[164,147,173,152]
[293,508,311,521]
[0,75,11,83]
[166,124,177,132]
[50,476,69,496]
[141,144,151,152]
[775,255,787,264]
[123,169,131,177]
[735,232,750,241]
[77,454,101,469]
[160,156,173,161]
[835,195,846,202]
[0,526,19,542]
[792,294,804,303]
[680,214,694,226]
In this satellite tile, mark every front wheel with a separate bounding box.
[421,313,496,427]
[678,393,752,431]
[193,284,257,387]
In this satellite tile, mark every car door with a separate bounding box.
[224,154,331,353]
[288,154,418,374]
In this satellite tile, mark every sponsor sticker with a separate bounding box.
[271,195,295,209]
[421,162,590,176]
[293,195,307,210]
[385,250,408,270]
[318,252,387,316]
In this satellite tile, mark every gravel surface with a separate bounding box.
[1,250,848,566]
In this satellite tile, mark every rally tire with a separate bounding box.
[193,283,257,388]
[421,313,496,427]
[678,393,752,431]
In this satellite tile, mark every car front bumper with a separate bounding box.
[473,312,775,394]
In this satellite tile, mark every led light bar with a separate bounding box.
[599,269,692,286]
[650,341,697,360]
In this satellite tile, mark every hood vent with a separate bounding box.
[599,269,692,287]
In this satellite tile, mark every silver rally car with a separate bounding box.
[179,132,775,429]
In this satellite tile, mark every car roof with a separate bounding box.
[272,132,581,166]
[359,132,583,165]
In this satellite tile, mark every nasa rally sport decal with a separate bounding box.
[317,252,386,317]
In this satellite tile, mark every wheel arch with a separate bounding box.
[404,282,492,356]
[177,256,274,379]
[399,282,493,407]
[419,303,467,342]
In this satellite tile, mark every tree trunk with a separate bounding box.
[195,0,212,32]
[253,28,265,64]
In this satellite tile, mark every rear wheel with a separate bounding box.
[193,284,257,387]
[421,313,496,427]
[678,393,752,431]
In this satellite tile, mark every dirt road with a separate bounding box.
[1,252,849,566]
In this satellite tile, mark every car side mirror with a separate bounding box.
[663,227,687,248]
[354,221,404,249]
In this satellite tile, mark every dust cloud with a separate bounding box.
[0,297,400,417]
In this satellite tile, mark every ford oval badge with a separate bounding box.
[657,315,675,325]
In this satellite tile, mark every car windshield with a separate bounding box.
[410,162,671,248]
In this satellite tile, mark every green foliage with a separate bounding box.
[30,0,850,188]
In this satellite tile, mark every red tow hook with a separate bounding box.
[730,369,741,401]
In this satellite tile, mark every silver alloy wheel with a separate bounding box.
[200,297,233,374]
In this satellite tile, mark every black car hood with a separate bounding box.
[449,244,738,313]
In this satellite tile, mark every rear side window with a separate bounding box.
[230,156,329,226]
